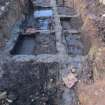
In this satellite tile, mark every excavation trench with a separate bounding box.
[10,6,56,55]
[10,32,57,55]
[0,0,91,105]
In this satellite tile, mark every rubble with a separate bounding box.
[0,91,7,100]
[0,91,10,105]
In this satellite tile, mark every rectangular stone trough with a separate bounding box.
[10,32,57,55]
[60,17,82,30]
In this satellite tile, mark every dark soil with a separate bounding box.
[0,62,59,105]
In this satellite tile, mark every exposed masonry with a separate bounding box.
[3,0,90,105]
[6,0,87,63]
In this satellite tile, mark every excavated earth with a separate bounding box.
[0,0,105,105]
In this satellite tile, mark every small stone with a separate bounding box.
[102,14,105,18]
[6,98,13,103]
[31,99,34,102]
[42,93,45,96]
[71,68,76,73]
[1,6,5,11]
[0,91,7,100]
[50,78,53,82]
[5,2,9,6]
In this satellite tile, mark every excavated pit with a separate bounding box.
[0,62,59,105]
[10,6,56,55]
[0,0,92,105]
[57,6,77,16]
[60,17,83,30]
[64,32,84,56]
[10,32,57,55]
